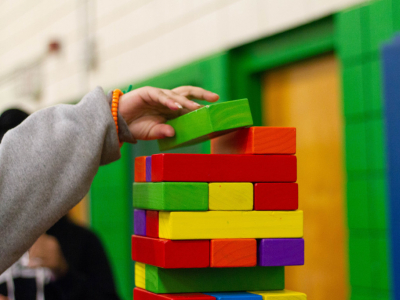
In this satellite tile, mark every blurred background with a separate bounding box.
[1,0,398,299]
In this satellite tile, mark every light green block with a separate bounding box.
[143,264,284,293]
[158,99,253,151]
[133,182,208,211]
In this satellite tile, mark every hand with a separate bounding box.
[28,234,68,278]
[0,295,10,300]
[118,86,219,140]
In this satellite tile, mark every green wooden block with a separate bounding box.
[133,182,208,211]
[368,176,388,230]
[345,122,368,172]
[367,0,394,53]
[366,118,386,172]
[335,7,363,59]
[143,264,284,293]
[349,232,373,288]
[342,64,365,117]
[350,287,378,300]
[371,234,391,291]
[158,99,253,151]
[364,59,385,114]
[347,179,369,229]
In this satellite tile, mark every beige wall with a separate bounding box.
[0,0,366,112]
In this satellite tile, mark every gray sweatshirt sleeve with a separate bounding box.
[0,87,131,273]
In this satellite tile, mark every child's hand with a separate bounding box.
[119,86,219,140]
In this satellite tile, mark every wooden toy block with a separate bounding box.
[158,99,253,151]
[152,154,297,182]
[211,127,296,155]
[209,183,253,210]
[254,183,298,211]
[134,288,216,300]
[131,235,209,268]
[205,292,262,300]
[137,263,284,293]
[249,290,307,299]
[135,262,146,289]
[135,156,147,182]
[258,239,304,266]
[134,209,146,236]
[158,211,303,239]
[146,210,159,238]
[210,239,256,267]
[146,156,152,182]
[133,182,208,211]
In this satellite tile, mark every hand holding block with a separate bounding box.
[205,293,262,300]
[209,183,253,210]
[211,127,296,155]
[258,239,304,266]
[158,211,303,239]
[158,99,253,151]
[249,290,307,299]
[210,239,256,267]
[133,182,208,211]
[135,156,147,182]
[254,183,298,210]
[134,288,216,300]
[152,154,297,182]
[135,263,284,293]
[131,235,209,268]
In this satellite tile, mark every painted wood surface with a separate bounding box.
[210,239,256,267]
[205,293,262,300]
[258,239,304,266]
[211,127,296,154]
[151,154,296,182]
[254,183,298,210]
[249,290,307,300]
[133,182,208,211]
[146,156,152,182]
[135,262,146,289]
[134,288,216,300]
[135,156,147,182]
[209,183,253,210]
[134,209,146,236]
[146,210,159,238]
[158,211,303,240]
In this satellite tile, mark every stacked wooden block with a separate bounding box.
[131,100,306,300]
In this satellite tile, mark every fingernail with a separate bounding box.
[193,102,201,107]
[175,103,183,109]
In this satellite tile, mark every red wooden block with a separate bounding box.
[254,183,298,210]
[135,156,147,182]
[211,127,296,155]
[210,239,256,267]
[146,210,159,238]
[134,288,216,300]
[151,154,296,182]
[131,235,210,268]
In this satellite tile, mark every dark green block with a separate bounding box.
[364,59,385,114]
[349,232,373,287]
[158,99,253,151]
[351,286,378,300]
[371,234,391,291]
[335,7,363,59]
[366,118,386,172]
[368,176,388,230]
[345,122,368,172]
[133,182,208,211]
[347,179,369,229]
[342,64,365,117]
[367,0,394,53]
[144,264,284,293]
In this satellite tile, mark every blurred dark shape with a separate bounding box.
[0,108,29,142]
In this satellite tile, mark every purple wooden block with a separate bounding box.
[258,238,304,266]
[146,156,152,182]
[134,209,146,236]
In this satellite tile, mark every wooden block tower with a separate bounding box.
[132,100,307,300]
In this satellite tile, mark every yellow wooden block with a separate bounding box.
[209,183,253,210]
[135,262,146,289]
[250,290,307,299]
[159,211,303,239]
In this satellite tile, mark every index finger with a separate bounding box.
[172,86,219,102]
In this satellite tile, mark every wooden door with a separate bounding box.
[263,54,348,299]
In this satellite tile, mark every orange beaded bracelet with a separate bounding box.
[112,89,123,147]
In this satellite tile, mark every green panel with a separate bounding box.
[347,179,369,229]
[371,233,392,291]
[348,232,373,287]
[158,99,253,151]
[345,122,368,172]
[368,177,388,230]
[393,0,400,31]
[335,7,363,59]
[366,118,386,171]
[351,286,378,300]
[342,64,365,117]
[364,58,385,114]
[144,264,284,293]
[132,182,208,211]
[367,0,394,53]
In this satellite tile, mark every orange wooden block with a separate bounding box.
[135,156,147,182]
[211,127,296,155]
[210,239,256,267]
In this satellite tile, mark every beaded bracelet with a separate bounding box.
[112,89,123,147]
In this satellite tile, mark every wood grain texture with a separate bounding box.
[210,239,256,267]
[158,99,253,151]
[133,182,208,211]
[158,211,303,240]
[205,292,262,300]
[258,239,304,266]
[151,154,296,182]
[209,183,253,210]
[135,156,148,182]
[134,288,216,300]
[254,183,298,210]
[131,235,209,268]
[249,290,307,299]
[211,127,296,154]
[146,210,159,238]
[140,263,284,293]
[135,262,146,289]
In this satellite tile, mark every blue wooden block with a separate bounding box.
[204,293,262,300]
